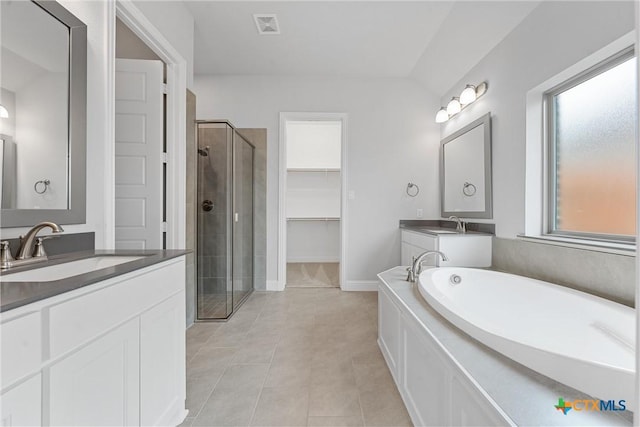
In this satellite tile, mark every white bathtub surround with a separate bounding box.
[378,267,632,426]
[419,267,635,411]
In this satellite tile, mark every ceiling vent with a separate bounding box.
[253,14,280,35]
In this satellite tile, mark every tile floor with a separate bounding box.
[182,288,412,427]
[286,263,340,288]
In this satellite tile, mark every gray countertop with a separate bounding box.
[400,224,492,236]
[378,266,632,426]
[0,250,189,312]
[399,219,495,236]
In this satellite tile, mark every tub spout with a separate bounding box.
[407,250,448,282]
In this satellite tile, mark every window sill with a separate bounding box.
[516,234,635,257]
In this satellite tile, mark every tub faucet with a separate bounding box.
[407,250,449,282]
[15,221,64,260]
[448,216,466,233]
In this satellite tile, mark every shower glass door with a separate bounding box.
[196,122,255,320]
[232,131,255,310]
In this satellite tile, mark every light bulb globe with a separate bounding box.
[435,108,449,123]
[460,85,477,105]
[446,98,461,115]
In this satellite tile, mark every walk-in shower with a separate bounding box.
[196,121,255,320]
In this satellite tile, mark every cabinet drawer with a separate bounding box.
[1,312,41,389]
[401,230,437,250]
[48,259,184,359]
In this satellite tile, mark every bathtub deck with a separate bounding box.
[378,266,633,427]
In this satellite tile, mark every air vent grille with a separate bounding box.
[253,14,280,35]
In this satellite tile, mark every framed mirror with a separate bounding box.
[0,0,86,227]
[441,113,492,219]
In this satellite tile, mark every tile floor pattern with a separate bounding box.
[286,263,340,288]
[181,288,412,427]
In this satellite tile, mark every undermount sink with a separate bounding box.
[422,229,458,234]
[0,256,145,282]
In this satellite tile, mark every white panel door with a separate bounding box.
[115,58,163,250]
[48,319,140,426]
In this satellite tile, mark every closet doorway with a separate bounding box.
[279,113,347,289]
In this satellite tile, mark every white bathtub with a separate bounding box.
[418,267,635,411]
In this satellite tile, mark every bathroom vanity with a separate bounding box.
[0,251,188,426]
[400,227,492,267]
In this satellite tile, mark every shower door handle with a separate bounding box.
[202,200,213,212]
[234,212,239,222]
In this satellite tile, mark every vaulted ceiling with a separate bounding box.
[184,1,541,96]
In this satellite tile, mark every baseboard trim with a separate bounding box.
[286,257,340,263]
[266,280,284,291]
[342,280,378,291]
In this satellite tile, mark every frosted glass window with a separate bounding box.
[548,51,636,239]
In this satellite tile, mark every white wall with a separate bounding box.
[437,1,635,239]
[131,1,194,89]
[194,75,440,284]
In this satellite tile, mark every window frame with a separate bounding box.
[542,46,636,244]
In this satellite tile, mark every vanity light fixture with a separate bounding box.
[0,105,8,119]
[435,81,488,123]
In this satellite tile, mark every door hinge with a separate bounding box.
[162,222,168,233]
[162,152,168,164]
[162,83,168,94]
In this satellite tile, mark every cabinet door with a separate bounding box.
[140,292,186,426]
[49,319,140,426]
[400,231,439,267]
[401,242,424,267]
[0,375,41,427]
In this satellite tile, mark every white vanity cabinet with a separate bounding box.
[378,283,510,427]
[0,256,187,427]
[400,229,492,268]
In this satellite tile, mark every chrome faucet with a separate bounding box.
[16,221,64,259]
[407,250,449,282]
[448,216,466,233]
